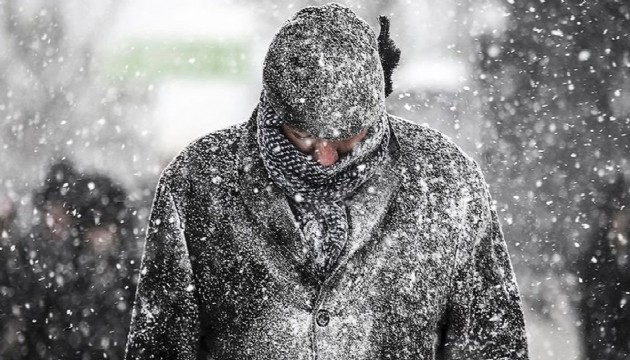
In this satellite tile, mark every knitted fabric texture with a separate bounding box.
[262,3,386,140]
[256,91,390,279]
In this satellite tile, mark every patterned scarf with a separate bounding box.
[256,91,390,279]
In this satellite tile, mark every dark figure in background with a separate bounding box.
[578,174,630,360]
[72,173,140,359]
[0,160,79,359]
[3,161,139,360]
[0,194,20,354]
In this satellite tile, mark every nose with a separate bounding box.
[314,141,338,167]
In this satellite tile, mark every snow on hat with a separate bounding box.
[262,3,386,140]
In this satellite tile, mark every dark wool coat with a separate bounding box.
[125,111,529,359]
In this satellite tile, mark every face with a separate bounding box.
[44,202,73,240]
[86,224,119,254]
[282,125,367,167]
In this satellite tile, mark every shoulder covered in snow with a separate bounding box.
[388,115,489,197]
[156,122,248,198]
[388,115,497,251]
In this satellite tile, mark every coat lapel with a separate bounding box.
[236,111,318,282]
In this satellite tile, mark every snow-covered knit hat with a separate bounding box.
[262,3,386,140]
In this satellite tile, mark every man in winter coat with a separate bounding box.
[125,3,529,359]
[3,161,138,359]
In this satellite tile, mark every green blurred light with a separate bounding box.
[106,40,249,80]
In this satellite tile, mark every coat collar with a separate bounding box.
[235,107,402,285]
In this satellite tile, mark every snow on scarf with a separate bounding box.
[256,91,390,279]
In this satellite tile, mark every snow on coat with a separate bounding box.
[124,110,529,359]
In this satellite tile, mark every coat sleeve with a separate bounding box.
[125,176,200,359]
[440,191,529,359]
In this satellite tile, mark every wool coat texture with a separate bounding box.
[124,111,529,359]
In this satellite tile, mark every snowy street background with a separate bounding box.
[1,0,629,359]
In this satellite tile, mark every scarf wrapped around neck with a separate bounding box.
[256,91,390,279]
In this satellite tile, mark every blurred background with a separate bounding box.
[1,0,629,359]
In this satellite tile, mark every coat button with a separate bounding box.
[316,309,330,327]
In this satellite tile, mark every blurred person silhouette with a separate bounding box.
[3,159,81,359]
[578,174,630,360]
[126,4,527,359]
[3,160,138,360]
[71,173,138,360]
[0,193,20,356]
